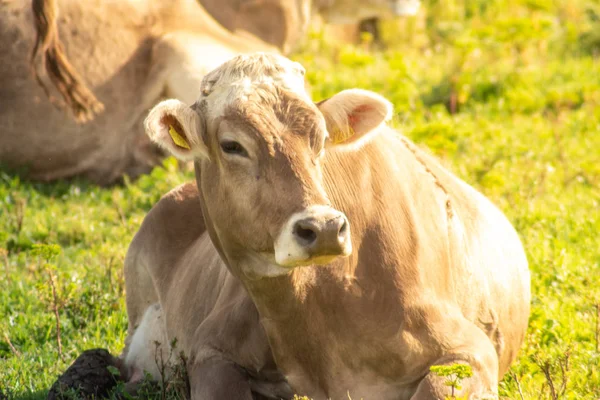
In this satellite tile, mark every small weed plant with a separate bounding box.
[429,363,474,400]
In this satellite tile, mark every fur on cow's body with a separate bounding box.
[122,53,531,399]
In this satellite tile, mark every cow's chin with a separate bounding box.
[284,254,345,268]
[271,249,352,269]
[240,251,351,280]
[258,251,349,269]
[273,238,353,268]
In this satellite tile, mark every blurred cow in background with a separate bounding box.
[198,0,421,50]
[0,0,412,185]
[313,0,421,46]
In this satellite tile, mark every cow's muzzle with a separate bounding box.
[274,206,352,267]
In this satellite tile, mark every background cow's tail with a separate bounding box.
[30,0,104,122]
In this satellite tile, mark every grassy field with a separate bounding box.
[1,0,600,398]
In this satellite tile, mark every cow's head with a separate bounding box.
[145,53,392,278]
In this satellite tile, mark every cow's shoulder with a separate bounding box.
[131,181,205,260]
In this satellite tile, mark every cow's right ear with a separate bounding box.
[317,89,393,148]
[144,99,208,161]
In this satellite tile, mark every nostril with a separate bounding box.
[294,222,318,245]
[338,220,348,237]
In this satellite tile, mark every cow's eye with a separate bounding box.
[220,140,247,157]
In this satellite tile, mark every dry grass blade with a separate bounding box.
[48,269,64,361]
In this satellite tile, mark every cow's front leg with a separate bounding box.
[189,358,254,400]
[411,325,500,399]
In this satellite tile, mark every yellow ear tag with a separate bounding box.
[168,125,190,150]
[330,126,354,144]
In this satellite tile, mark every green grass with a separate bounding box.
[1,0,600,398]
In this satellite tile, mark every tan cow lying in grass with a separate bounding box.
[0,0,400,185]
[121,53,531,399]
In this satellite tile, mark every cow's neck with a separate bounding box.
[238,249,416,396]
[241,242,415,327]
[196,0,310,53]
[151,0,279,53]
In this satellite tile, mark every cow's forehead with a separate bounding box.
[196,53,310,116]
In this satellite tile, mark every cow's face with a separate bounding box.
[145,53,392,277]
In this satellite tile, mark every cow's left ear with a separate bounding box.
[317,89,393,146]
[144,99,208,161]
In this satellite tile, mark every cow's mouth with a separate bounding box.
[283,254,346,268]
[259,251,349,269]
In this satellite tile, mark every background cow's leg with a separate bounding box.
[188,359,254,400]
[148,32,243,105]
[410,322,499,399]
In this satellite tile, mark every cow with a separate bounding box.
[119,52,531,399]
[0,0,409,186]
[311,0,421,46]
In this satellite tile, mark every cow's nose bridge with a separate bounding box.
[281,146,330,209]
[274,205,352,267]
